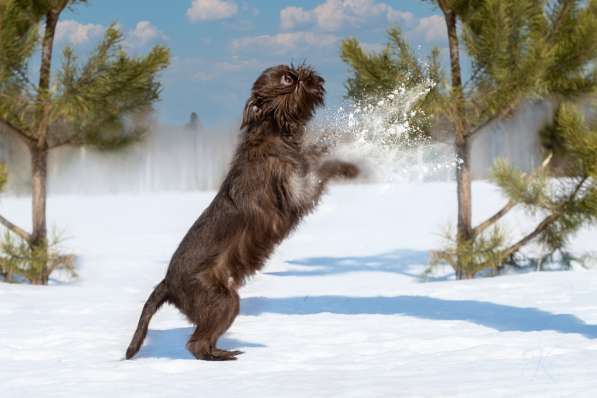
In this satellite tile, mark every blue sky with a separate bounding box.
[59,0,446,127]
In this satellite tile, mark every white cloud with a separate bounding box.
[117,21,167,52]
[314,0,386,31]
[360,42,386,53]
[187,0,238,22]
[240,1,259,17]
[280,0,413,32]
[280,6,313,30]
[192,58,262,81]
[387,9,414,26]
[55,20,104,45]
[55,20,167,50]
[217,58,261,72]
[231,32,338,54]
[168,56,262,82]
[409,15,446,44]
[128,21,164,45]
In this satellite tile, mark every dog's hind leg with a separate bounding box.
[186,287,241,361]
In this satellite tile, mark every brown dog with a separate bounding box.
[125,64,359,361]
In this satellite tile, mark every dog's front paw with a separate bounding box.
[337,162,359,179]
[319,160,360,181]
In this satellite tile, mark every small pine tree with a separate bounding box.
[435,0,597,273]
[0,0,170,284]
[1,163,75,283]
[430,103,597,277]
[343,0,597,278]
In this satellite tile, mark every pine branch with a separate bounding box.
[473,153,554,237]
[500,174,588,260]
[502,214,560,260]
[463,67,482,91]
[14,67,39,95]
[0,214,31,243]
[47,253,75,275]
[466,101,518,138]
[548,0,576,42]
[48,132,76,148]
[0,117,33,145]
[50,30,169,148]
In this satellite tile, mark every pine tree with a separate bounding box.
[341,0,597,278]
[451,0,597,277]
[0,0,170,284]
[431,102,597,275]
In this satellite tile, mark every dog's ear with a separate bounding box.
[241,96,262,128]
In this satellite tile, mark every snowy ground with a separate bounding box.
[1,182,597,397]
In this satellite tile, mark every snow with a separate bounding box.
[1,182,597,397]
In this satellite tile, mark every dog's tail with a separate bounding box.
[125,279,169,359]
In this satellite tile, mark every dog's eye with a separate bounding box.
[280,74,294,86]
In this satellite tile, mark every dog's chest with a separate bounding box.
[287,171,319,207]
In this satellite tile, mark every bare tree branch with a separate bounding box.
[48,132,77,148]
[472,201,517,238]
[500,174,588,261]
[501,213,560,260]
[0,214,32,243]
[472,153,554,238]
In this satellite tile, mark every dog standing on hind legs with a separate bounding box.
[125,64,359,361]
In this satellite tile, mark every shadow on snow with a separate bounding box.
[137,249,597,359]
[138,295,597,359]
[136,327,266,359]
[241,295,597,339]
[266,249,446,280]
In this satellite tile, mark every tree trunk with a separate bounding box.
[455,137,472,279]
[38,10,58,93]
[29,9,59,285]
[30,145,49,285]
[441,5,473,279]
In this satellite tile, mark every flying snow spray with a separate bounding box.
[309,83,456,183]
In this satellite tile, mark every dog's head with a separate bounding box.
[241,64,325,131]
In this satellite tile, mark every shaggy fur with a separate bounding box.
[125,64,359,361]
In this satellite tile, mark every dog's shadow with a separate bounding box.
[266,249,446,280]
[136,327,266,359]
[137,293,597,360]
